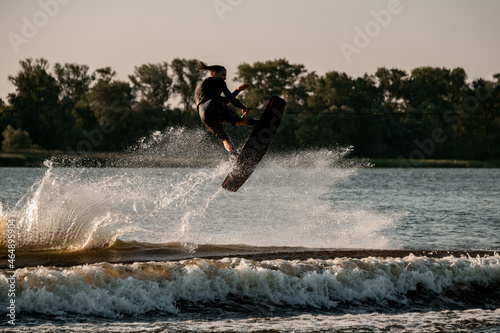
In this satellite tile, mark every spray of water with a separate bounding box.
[0,127,395,253]
[0,128,228,252]
[116,127,227,167]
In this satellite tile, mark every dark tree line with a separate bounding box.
[0,58,202,153]
[1,58,499,160]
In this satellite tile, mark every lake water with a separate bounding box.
[0,148,499,332]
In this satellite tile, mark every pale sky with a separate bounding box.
[1,0,500,101]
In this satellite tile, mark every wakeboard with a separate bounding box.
[221,96,286,192]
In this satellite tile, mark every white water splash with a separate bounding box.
[1,128,394,252]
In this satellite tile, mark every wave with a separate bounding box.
[1,254,499,318]
[1,239,497,268]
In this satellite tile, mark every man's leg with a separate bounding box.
[222,138,234,153]
[200,101,234,154]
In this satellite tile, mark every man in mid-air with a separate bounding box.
[195,61,257,158]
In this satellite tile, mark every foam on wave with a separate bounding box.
[1,254,498,318]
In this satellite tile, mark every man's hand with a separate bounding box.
[242,109,250,117]
[237,83,251,92]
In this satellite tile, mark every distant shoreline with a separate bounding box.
[367,158,500,168]
[1,151,499,168]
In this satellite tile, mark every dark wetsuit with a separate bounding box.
[195,77,247,140]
